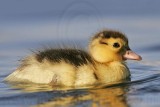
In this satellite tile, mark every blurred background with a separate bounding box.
[1,0,160,56]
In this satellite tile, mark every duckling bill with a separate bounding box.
[5,30,142,87]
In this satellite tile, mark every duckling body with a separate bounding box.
[5,30,142,87]
[6,49,97,86]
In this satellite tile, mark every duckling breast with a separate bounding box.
[95,61,130,83]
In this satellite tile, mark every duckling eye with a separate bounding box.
[113,42,120,48]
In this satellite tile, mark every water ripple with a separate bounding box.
[97,73,160,89]
[140,44,160,53]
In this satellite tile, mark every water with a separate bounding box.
[1,0,160,107]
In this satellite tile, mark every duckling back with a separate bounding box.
[36,49,94,67]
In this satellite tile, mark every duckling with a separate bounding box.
[5,30,142,87]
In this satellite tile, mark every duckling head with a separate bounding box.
[89,30,142,63]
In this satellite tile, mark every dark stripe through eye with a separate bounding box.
[113,42,120,48]
[100,41,108,45]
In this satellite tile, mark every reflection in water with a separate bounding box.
[35,86,129,107]
[6,82,129,107]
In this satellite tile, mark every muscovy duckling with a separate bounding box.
[5,30,142,86]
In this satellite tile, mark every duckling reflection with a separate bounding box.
[5,30,142,87]
[33,86,129,107]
